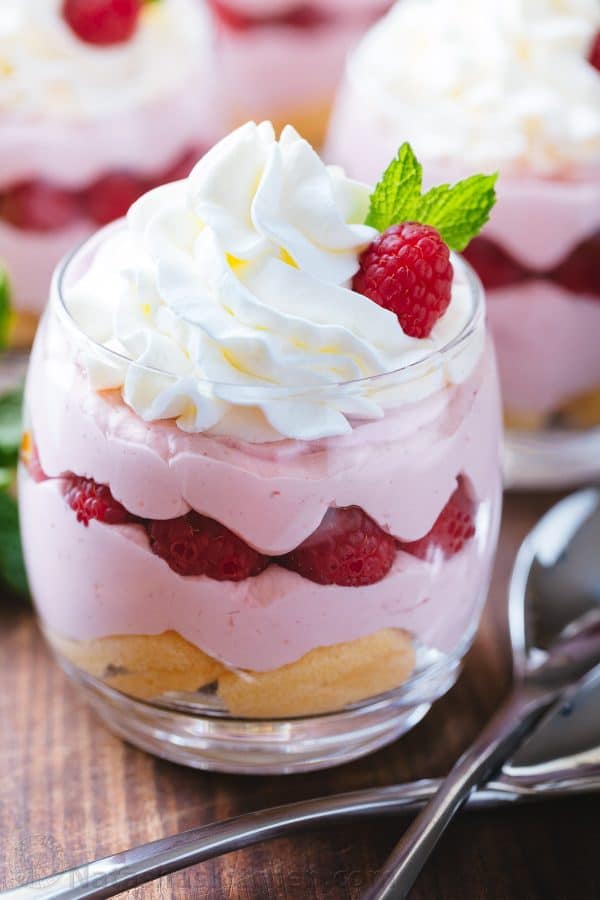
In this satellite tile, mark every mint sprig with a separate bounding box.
[0,386,23,468]
[0,280,28,597]
[365,143,497,251]
[0,490,27,597]
[0,264,12,351]
[0,384,27,598]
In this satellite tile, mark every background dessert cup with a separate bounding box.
[326,0,600,488]
[0,0,221,347]
[20,124,502,772]
[208,0,390,147]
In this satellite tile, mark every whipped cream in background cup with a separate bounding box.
[0,0,222,348]
[326,0,600,489]
[207,0,391,149]
[19,123,502,773]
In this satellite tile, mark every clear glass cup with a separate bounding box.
[463,173,600,489]
[19,225,503,774]
[327,72,600,491]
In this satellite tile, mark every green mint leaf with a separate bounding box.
[0,467,14,491]
[0,386,23,468]
[365,144,497,250]
[414,174,498,251]
[0,264,12,351]
[0,490,28,597]
[365,143,423,231]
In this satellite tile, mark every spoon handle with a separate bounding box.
[0,779,520,900]
[361,686,562,900]
[363,614,600,899]
[2,772,586,900]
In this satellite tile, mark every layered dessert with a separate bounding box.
[20,123,501,729]
[327,0,600,439]
[208,0,390,147]
[0,0,220,346]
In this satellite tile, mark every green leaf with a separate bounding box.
[365,143,423,231]
[0,467,14,491]
[414,174,498,251]
[365,143,498,251]
[0,264,12,352]
[0,490,28,597]
[0,386,23,468]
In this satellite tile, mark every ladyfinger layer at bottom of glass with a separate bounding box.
[46,627,416,719]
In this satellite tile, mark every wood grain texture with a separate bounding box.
[1,493,598,900]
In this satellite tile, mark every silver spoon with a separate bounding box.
[4,489,600,900]
[362,487,600,900]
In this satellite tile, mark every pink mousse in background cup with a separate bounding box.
[326,0,600,489]
[20,123,502,773]
[0,0,221,348]
[207,0,390,148]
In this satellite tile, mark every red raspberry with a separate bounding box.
[399,478,476,561]
[353,223,453,338]
[208,1,328,31]
[84,172,146,225]
[207,0,254,30]
[553,231,600,299]
[149,512,269,581]
[462,236,529,290]
[64,476,133,526]
[282,507,396,587]
[62,0,142,46]
[281,5,330,28]
[0,181,80,232]
[589,31,600,71]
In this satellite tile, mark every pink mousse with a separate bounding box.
[20,308,501,672]
[0,66,222,316]
[487,282,600,415]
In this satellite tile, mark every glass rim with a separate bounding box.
[53,218,486,397]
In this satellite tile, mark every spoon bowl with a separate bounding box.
[510,487,600,670]
[506,488,600,779]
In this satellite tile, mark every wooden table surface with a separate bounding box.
[1,492,598,900]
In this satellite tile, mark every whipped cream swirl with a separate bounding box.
[0,0,209,120]
[347,0,600,174]
[67,122,481,442]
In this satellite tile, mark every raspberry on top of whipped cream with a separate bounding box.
[346,0,600,175]
[66,122,496,442]
[62,0,151,47]
[0,0,209,120]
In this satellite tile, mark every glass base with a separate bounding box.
[57,652,462,774]
[503,426,600,491]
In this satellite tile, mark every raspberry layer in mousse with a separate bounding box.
[208,0,390,148]
[0,0,221,347]
[326,0,600,471]
[20,123,501,751]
